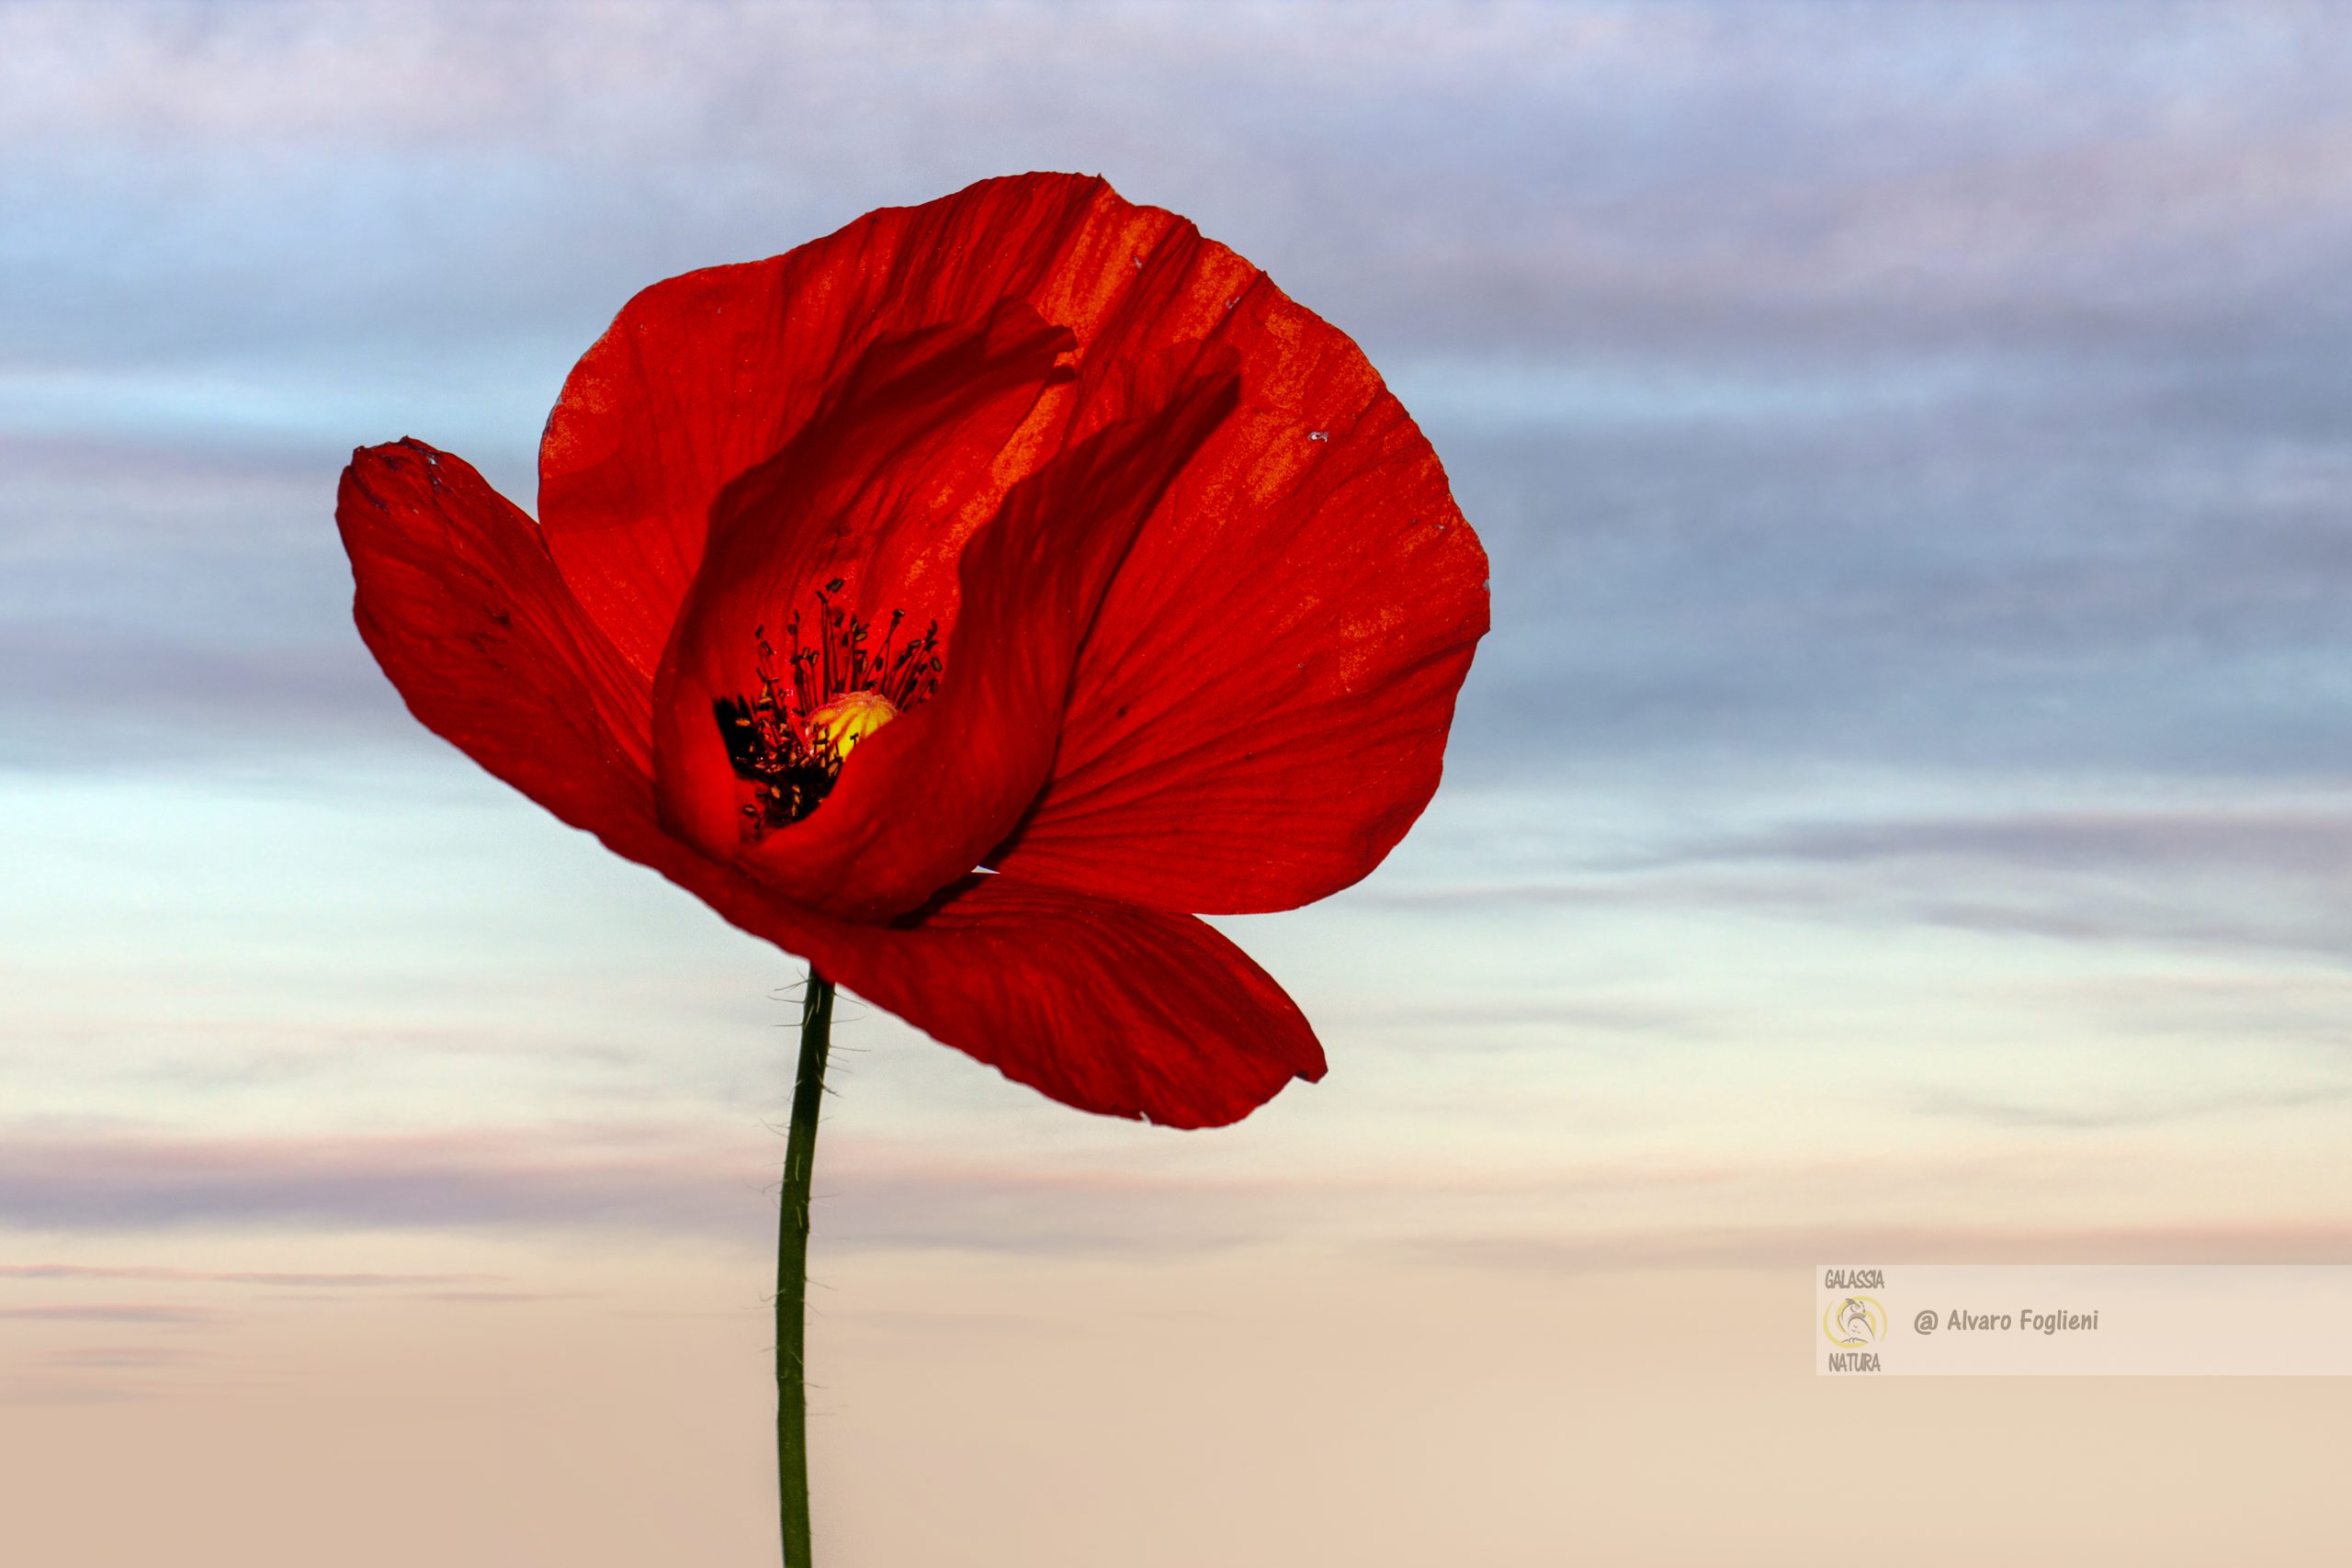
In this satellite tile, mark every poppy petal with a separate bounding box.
[820,876,1325,1129]
[536,172,1136,678]
[670,343,1243,922]
[335,439,666,862]
[987,286,1491,913]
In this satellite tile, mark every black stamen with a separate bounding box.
[713,586,942,835]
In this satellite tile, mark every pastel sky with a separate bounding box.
[6,4,2352,1563]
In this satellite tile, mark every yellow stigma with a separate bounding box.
[808,690,899,762]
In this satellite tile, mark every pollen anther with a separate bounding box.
[713,581,939,833]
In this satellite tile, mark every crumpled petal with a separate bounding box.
[987,269,1490,913]
[646,301,1075,874]
[669,347,1241,922]
[809,876,1326,1129]
[335,439,666,863]
[537,173,1152,679]
[606,860,1321,1128]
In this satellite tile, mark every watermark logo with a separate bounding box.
[1823,1295,1886,1348]
[1817,1265,2352,1375]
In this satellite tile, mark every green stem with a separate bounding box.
[778,967,834,1566]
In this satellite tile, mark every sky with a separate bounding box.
[6,2,2352,1562]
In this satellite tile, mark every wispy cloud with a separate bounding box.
[0,1377,158,1406]
[0,1303,218,1325]
[1915,1082,2352,1134]
[41,1345,207,1369]
[1664,807,2352,879]
[0,1125,761,1235]
[0,1264,493,1288]
[1408,1218,2352,1273]
[1370,801,2352,963]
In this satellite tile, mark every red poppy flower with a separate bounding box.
[335,172,1487,1129]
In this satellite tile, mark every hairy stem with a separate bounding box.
[778,968,834,1565]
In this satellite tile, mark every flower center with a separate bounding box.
[714,578,940,832]
[808,690,899,760]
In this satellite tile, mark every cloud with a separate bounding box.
[0,1377,157,1406]
[0,1124,762,1235]
[1662,806,2352,880]
[42,1346,206,1369]
[1408,1218,2352,1273]
[0,1120,1334,1253]
[1914,1082,2352,1134]
[1363,801,2352,964]
[1337,997,1717,1040]
[0,1303,218,1324]
[1648,806,2352,963]
[0,1264,492,1288]
[0,1119,1830,1258]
